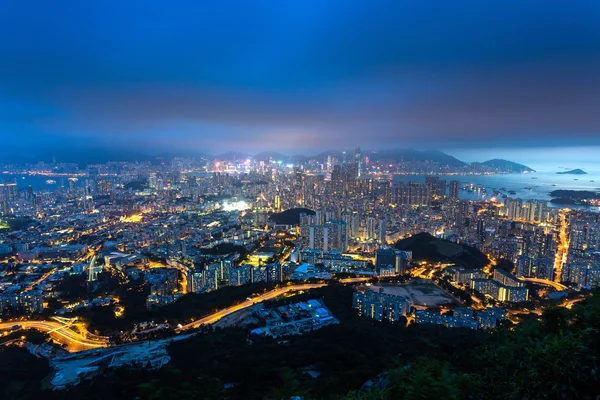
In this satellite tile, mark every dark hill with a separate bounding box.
[124,180,148,191]
[550,190,599,199]
[394,232,489,269]
[270,208,315,225]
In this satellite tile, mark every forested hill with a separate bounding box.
[394,232,489,269]
[269,207,315,225]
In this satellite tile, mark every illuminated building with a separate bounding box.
[449,180,460,200]
[352,290,411,323]
[378,218,387,244]
[414,310,478,329]
[375,249,412,275]
[229,264,252,286]
[251,265,268,283]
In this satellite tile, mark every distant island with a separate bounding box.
[557,169,587,175]
[549,189,600,206]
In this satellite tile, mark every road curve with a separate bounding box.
[0,320,108,351]
[520,277,568,291]
[2,281,361,351]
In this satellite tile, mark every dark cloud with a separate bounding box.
[1,1,600,155]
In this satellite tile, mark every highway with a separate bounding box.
[1,282,338,351]
[0,319,108,352]
[520,277,568,291]
[2,279,369,351]
[179,283,326,330]
[338,277,371,284]
[179,279,368,330]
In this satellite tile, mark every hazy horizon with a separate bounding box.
[2,1,600,157]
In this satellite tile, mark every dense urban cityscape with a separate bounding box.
[1,148,599,397]
[3,1,600,399]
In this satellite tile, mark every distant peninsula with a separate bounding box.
[557,169,587,175]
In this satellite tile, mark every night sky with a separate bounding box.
[1,1,600,162]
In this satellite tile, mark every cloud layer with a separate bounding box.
[1,1,600,155]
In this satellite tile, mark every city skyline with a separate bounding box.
[2,2,600,399]
[2,1,600,159]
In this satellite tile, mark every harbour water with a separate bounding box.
[3,166,600,211]
[394,167,600,211]
[0,174,82,191]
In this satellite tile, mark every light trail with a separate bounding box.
[0,320,108,351]
[0,283,328,351]
[554,209,570,283]
[178,283,326,331]
[520,277,567,291]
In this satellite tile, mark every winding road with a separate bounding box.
[2,280,362,351]
[0,319,107,352]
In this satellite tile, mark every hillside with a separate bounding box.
[480,159,535,173]
[254,152,290,162]
[269,208,315,225]
[394,232,489,269]
[549,190,599,199]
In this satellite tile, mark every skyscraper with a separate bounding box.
[355,146,361,178]
[449,180,460,200]
[378,218,387,244]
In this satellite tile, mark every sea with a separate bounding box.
[393,165,600,211]
[0,174,84,192]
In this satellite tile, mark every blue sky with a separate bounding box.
[1,1,600,161]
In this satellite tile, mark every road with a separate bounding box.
[0,320,108,352]
[178,283,326,331]
[180,279,368,330]
[338,277,371,284]
[562,297,585,309]
[1,282,330,351]
[554,209,570,282]
[520,277,568,291]
[3,279,368,351]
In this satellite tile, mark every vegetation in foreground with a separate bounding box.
[1,285,599,399]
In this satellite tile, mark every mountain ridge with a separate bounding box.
[479,158,535,173]
[1,148,535,173]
